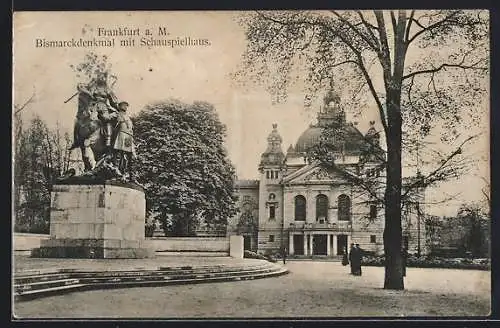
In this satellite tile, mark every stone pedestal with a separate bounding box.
[229,235,244,258]
[32,181,154,259]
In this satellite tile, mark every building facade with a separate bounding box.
[228,89,427,257]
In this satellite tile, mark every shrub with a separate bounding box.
[244,250,277,263]
[361,255,490,270]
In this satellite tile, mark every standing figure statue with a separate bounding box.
[67,75,119,172]
[110,101,136,176]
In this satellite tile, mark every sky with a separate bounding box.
[13,11,490,216]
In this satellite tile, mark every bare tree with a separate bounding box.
[234,10,488,289]
[13,90,36,218]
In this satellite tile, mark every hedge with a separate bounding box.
[361,255,490,270]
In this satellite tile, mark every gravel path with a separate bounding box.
[13,261,490,318]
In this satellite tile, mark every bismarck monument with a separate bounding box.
[33,74,154,259]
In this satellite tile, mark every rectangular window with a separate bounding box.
[269,205,276,219]
[266,171,270,179]
[269,235,275,242]
[370,205,377,219]
[370,235,376,243]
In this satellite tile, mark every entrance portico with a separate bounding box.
[289,231,350,256]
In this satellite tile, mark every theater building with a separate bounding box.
[228,89,426,257]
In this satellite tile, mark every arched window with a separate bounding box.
[294,195,306,221]
[316,194,329,221]
[338,194,351,221]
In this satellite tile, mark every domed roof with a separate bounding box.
[295,125,323,153]
[294,123,376,156]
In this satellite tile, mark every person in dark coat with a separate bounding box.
[352,244,363,276]
[348,243,355,274]
[282,247,287,265]
[401,247,408,277]
[342,247,349,266]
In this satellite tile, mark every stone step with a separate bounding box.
[15,279,81,295]
[14,264,287,301]
[76,266,288,289]
[15,273,73,285]
[76,266,279,284]
[14,283,86,300]
[156,251,229,257]
[14,264,273,287]
[67,264,271,278]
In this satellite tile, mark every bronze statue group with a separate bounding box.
[66,73,136,179]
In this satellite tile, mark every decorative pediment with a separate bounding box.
[304,168,334,181]
[285,165,350,184]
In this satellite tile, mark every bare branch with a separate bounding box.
[331,10,380,52]
[254,12,389,135]
[14,88,36,115]
[407,11,460,44]
[390,11,398,35]
[355,11,380,48]
[401,135,477,200]
[403,60,488,80]
[374,11,393,87]
[404,10,415,43]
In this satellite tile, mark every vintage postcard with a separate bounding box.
[12,10,490,318]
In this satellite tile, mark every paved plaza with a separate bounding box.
[13,260,490,318]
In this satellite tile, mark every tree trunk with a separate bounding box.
[383,88,404,290]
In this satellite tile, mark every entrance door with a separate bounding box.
[293,235,304,255]
[337,234,348,255]
[313,235,328,255]
[243,235,251,251]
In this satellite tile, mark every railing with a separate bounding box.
[288,221,352,231]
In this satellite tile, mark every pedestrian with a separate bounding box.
[342,247,349,266]
[401,247,408,277]
[282,246,287,265]
[348,243,355,274]
[353,244,363,276]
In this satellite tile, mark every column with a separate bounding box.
[333,235,337,255]
[309,233,314,256]
[289,233,294,255]
[303,234,308,255]
[326,233,331,256]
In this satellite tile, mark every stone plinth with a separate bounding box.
[229,235,244,258]
[32,181,154,259]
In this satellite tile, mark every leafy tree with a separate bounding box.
[457,203,489,258]
[70,52,117,87]
[234,10,488,289]
[132,99,238,236]
[14,116,72,233]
